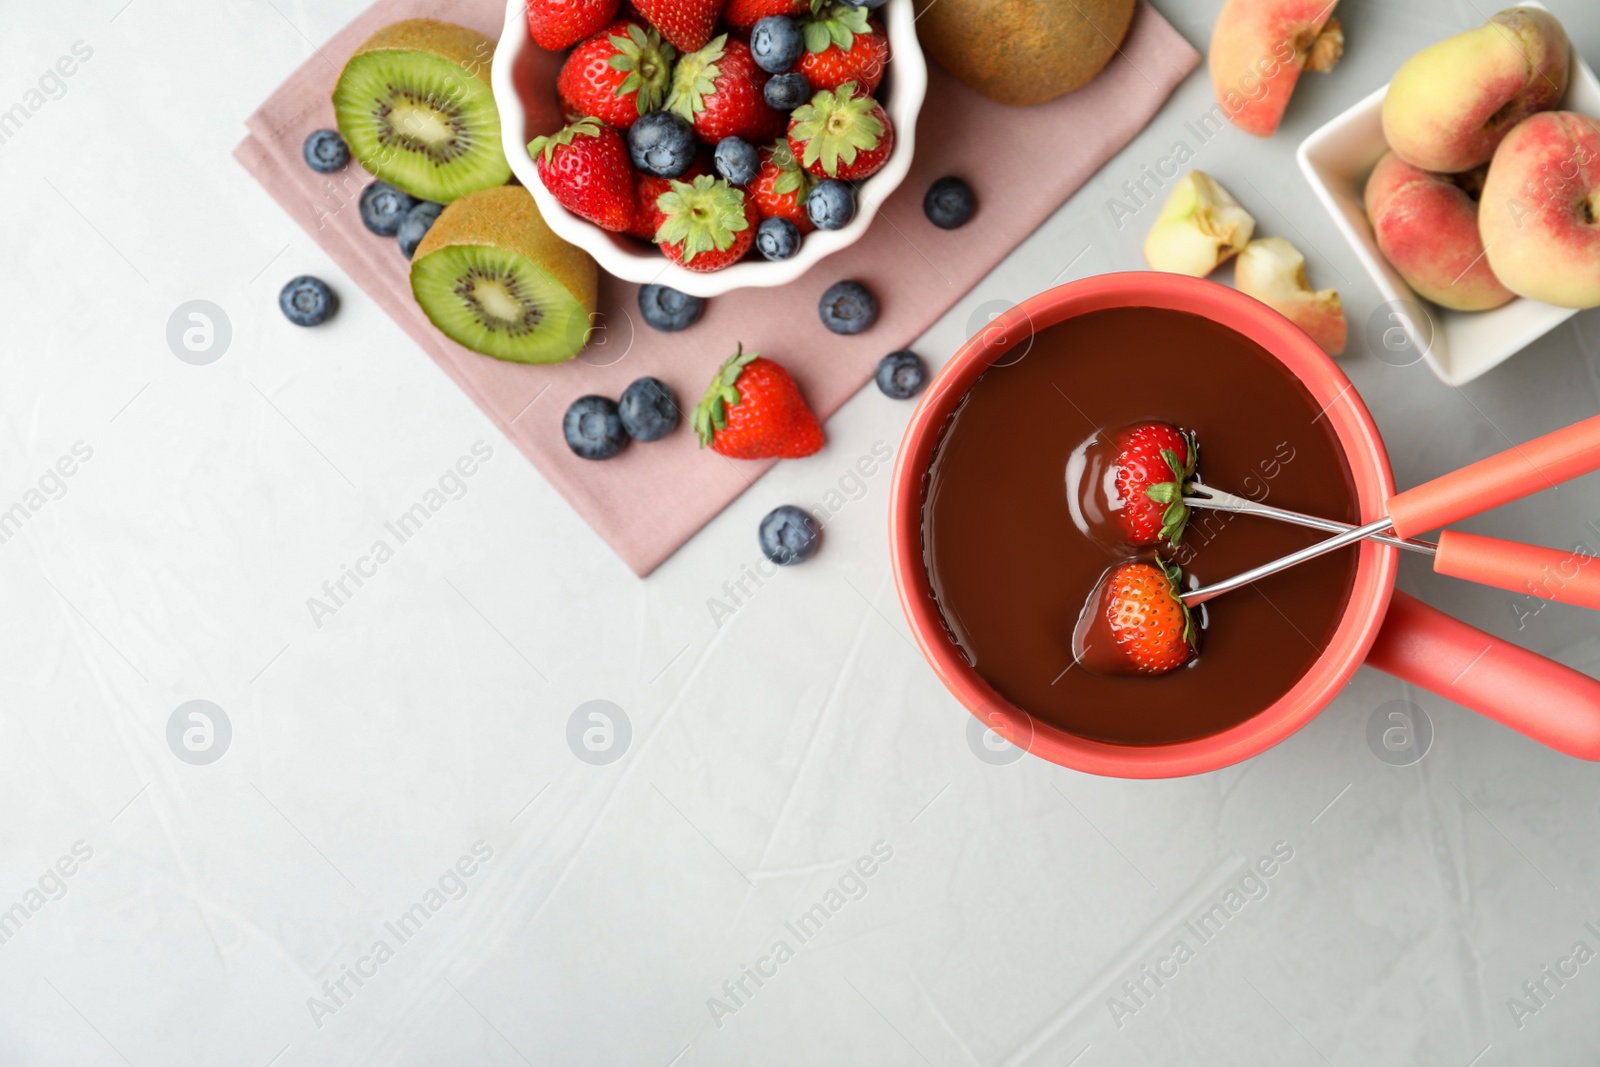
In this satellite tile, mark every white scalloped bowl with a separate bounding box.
[492,0,926,298]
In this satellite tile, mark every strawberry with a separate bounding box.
[627,150,711,239]
[693,344,824,459]
[788,83,893,180]
[528,118,637,233]
[527,0,622,51]
[557,21,676,129]
[666,35,786,144]
[1079,560,1197,676]
[723,0,810,30]
[749,139,814,233]
[1106,423,1198,547]
[633,0,724,52]
[655,174,759,270]
[797,5,887,92]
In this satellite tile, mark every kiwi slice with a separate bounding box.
[410,186,598,364]
[333,19,511,203]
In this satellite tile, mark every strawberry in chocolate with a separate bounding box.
[1069,422,1199,550]
[1073,559,1197,676]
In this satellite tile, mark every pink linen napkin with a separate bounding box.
[236,0,1198,576]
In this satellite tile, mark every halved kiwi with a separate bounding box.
[333,19,511,203]
[410,186,598,364]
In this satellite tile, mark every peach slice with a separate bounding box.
[1364,151,1514,311]
[1479,111,1600,309]
[1209,0,1343,138]
[1234,237,1346,355]
[1382,6,1568,174]
[1143,171,1257,277]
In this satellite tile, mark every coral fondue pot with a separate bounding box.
[889,273,1600,778]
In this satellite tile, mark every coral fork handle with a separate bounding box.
[1367,591,1600,760]
[1386,414,1600,540]
[1434,531,1600,609]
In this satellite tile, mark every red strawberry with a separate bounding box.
[723,0,809,30]
[749,139,814,233]
[633,0,724,52]
[655,175,759,270]
[627,150,711,239]
[557,21,676,129]
[527,0,621,51]
[1105,422,1198,547]
[797,5,887,92]
[666,35,786,143]
[1075,560,1197,676]
[693,344,824,459]
[528,118,637,232]
[788,83,893,180]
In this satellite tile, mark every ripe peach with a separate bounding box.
[1382,6,1568,174]
[1479,111,1600,309]
[1234,237,1346,356]
[1209,0,1343,138]
[1363,151,1513,311]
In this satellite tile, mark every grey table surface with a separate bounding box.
[3,0,1600,1064]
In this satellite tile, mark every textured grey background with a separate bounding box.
[2,0,1598,1063]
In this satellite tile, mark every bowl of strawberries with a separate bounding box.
[494,0,926,297]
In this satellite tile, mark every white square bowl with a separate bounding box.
[1296,14,1600,386]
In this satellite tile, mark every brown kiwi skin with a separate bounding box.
[911,0,1135,106]
[348,18,497,88]
[411,186,598,357]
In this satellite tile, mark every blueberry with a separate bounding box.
[806,179,856,231]
[618,377,680,441]
[759,505,821,566]
[396,201,443,259]
[637,284,706,332]
[714,137,761,186]
[750,16,805,73]
[563,396,628,460]
[359,181,417,236]
[818,280,877,335]
[875,351,926,399]
[840,0,886,7]
[303,129,349,173]
[924,176,976,230]
[628,111,698,178]
[756,216,800,261]
[279,275,337,327]
[764,71,812,111]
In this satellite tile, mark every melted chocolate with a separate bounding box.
[923,308,1360,745]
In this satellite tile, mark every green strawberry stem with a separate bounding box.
[528,116,603,165]
[1142,429,1200,547]
[693,344,760,447]
[789,83,885,178]
[655,175,750,260]
[1154,557,1198,651]
[666,34,727,122]
[608,24,676,115]
[767,139,812,204]
[802,2,870,53]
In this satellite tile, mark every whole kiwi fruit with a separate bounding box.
[911,0,1137,106]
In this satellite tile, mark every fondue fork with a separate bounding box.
[1177,414,1600,608]
[1182,483,1434,554]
